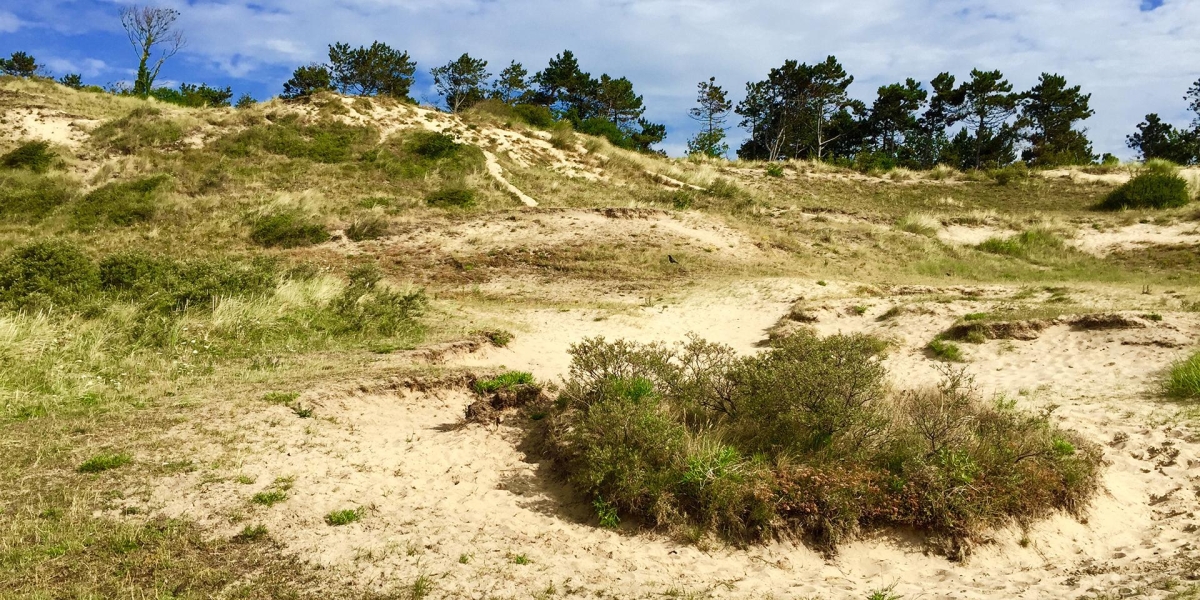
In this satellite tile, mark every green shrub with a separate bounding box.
[475,371,535,393]
[99,251,278,312]
[324,507,364,526]
[0,170,77,219]
[91,107,184,154]
[407,131,460,159]
[425,187,476,208]
[706,178,740,199]
[1098,171,1191,211]
[1164,352,1200,399]
[219,116,378,164]
[989,163,1030,186]
[251,490,287,506]
[78,451,131,473]
[765,163,785,178]
[345,217,389,241]
[262,391,300,405]
[0,240,100,310]
[233,524,268,542]
[535,334,1100,554]
[73,175,170,229]
[250,210,330,248]
[976,228,1066,260]
[323,263,426,339]
[513,104,555,128]
[1,140,58,173]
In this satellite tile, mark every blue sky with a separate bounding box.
[1,0,1197,158]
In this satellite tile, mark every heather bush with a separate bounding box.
[73,175,170,229]
[249,210,330,248]
[535,333,1101,556]
[1098,170,1191,210]
[0,240,101,311]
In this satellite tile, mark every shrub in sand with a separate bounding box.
[0,240,100,311]
[91,107,184,154]
[249,210,330,248]
[1098,163,1192,211]
[533,333,1100,558]
[1,140,58,173]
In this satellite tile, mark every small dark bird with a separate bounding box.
[668,255,679,264]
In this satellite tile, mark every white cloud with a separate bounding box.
[43,57,109,78]
[16,0,1200,157]
[0,10,20,33]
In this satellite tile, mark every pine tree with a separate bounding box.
[687,77,732,158]
[490,61,529,104]
[431,53,491,113]
[1019,73,1095,166]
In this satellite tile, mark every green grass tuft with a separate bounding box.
[475,371,535,393]
[249,210,330,248]
[324,507,364,526]
[91,107,184,154]
[78,452,132,473]
[927,338,965,362]
[1164,352,1200,400]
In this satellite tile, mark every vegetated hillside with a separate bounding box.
[2,77,1200,599]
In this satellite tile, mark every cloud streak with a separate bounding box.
[3,0,1198,158]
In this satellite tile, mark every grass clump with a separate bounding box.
[91,107,184,154]
[927,338,965,362]
[2,140,58,173]
[219,115,378,163]
[324,507,364,526]
[0,240,100,311]
[345,216,389,241]
[73,175,171,229]
[262,391,299,405]
[251,477,294,507]
[1098,169,1192,211]
[897,213,940,237]
[975,228,1077,266]
[475,371,535,393]
[249,210,330,248]
[765,163,785,178]
[0,170,78,220]
[78,452,132,473]
[325,263,426,340]
[232,524,268,542]
[534,334,1100,556]
[425,186,476,208]
[1164,352,1200,400]
[99,251,278,312]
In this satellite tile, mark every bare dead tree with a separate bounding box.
[120,5,185,96]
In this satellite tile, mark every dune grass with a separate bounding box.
[1165,352,1200,400]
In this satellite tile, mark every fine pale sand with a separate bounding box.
[143,282,1200,599]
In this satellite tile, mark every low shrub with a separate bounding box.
[0,240,100,310]
[345,217,389,241]
[989,163,1030,186]
[363,131,485,180]
[73,175,170,229]
[534,334,1100,555]
[513,104,555,128]
[1,140,58,173]
[706,178,740,199]
[249,210,330,248]
[323,263,426,339]
[407,131,461,160]
[99,251,278,312]
[765,163,785,178]
[425,187,475,208]
[1098,171,1191,211]
[91,107,184,154]
[1164,352,1200,400]
[0,169,77,219]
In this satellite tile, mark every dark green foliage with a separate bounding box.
[1,51,40,77]
[249,210,330,248]
[736,56,861,161]
[432,53,491,112]
[1127,114,1198,165]
[1098,171,1191,210]
[2,141,58,173]
[219,116,378,164]
[0,170,77,219]
[327,41,416,98]
[490,61,530,104]
[687,77,733,158]
[1019,73,1096,166]
[232,524,268,542]
[513,104,555,128]
[59,73,84,89]
[927,338,964,362]
[408,131,461,159]
[78,452,131,473]
[0,240,101,310]
[345,217,389,241]
[99,252,278,312]
[537,334,1100,553]
[91,108,184,154]
[234,93,256,109]
[73,175,170,229]
[149,83,233,108]
[425,187,476,208]
[281,64,334,100]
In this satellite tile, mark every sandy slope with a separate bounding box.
[140,282,1200,599]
